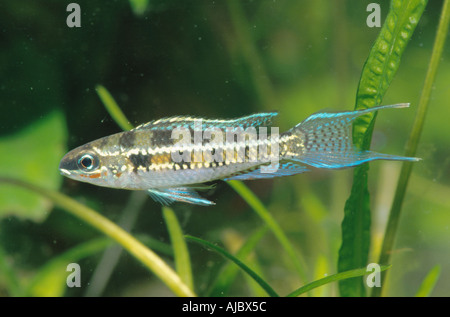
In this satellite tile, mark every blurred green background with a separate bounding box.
[0,0,448,296]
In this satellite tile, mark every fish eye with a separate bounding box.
[77,154,98,171]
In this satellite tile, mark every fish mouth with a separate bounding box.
[59,155,75,177]
[59,168,72,176]
[59,151,79,177]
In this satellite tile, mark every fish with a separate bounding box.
[59,103,420,206]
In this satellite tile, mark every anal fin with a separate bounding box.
[147,187,215,206]
[224,162,309,181]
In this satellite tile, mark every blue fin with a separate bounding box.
[133,112,278,131]
[224,162,309,181]
[292,150,420,169]
[147,187,215,206]
[283,103,421,169]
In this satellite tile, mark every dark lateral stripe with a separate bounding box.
[128,153,153,172]
[119,131,136,149]
[151,129,175,144]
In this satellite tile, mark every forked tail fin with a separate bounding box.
[281,103,420,169]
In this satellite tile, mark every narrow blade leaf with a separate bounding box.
[185,235,279,297]
[415,265,441,297]
[95,85,134,131]
[338,0,427,297]
[287,265,391,297]
[163,207,194,291]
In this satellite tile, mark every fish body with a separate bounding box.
[59,103,419,205]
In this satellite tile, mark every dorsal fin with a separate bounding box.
[132,112,278,132]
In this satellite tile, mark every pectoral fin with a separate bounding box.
[147,187,215,206]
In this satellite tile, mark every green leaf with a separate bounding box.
[227,180,307,282]
[185,235,279,297]
[208,226,268,296]
[0,178,196,297]
[352,0,428,146]
[415,265,441,297]
[338,0,427,297]
[163,206,194,291]
[287,265,391,297]
[95,85,134,131]
[0,111,67,221]
[129,0,149,16]
[374,0,450,297]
